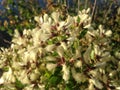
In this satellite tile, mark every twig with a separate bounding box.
[78,0,80,13]
[91,0,97,23]
[85,0,88,9]
[3,39,12,44]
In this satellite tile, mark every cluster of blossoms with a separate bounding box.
[0,8,120,90]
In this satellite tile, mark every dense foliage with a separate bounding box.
[0,8,120,90]
[0,0,120,90]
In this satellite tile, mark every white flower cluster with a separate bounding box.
[0,8,119,89]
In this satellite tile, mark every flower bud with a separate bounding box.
[105,30,112,37]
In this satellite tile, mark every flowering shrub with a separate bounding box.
[0,8,120,90]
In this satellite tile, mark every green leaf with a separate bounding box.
[45,71,51,78]
[52,51,58,57]
[65,82,74,90]
[15,78,26,90]
[90,50,95,60]
[7,29,13,35]
[49,76,58,85]
[79,29,88,39]
[8,0,13,4]
[3,67,9,72]
[48,67,62,86]
[77,17,80,23]
[54,66,62,76]
[47,40,53,45]
[65,86,71,90]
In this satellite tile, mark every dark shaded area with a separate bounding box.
[0,30,12,48]
[0,68,3,77]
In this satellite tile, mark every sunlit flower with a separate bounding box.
[78,8,91,25]
[98,25,112,37]
[51,11,60,23]
[39,33,51,41]
[43,14,49,23]
[116,87,120,90]
[89,69,98,77]
[94,44,101,56]
[23,84,34,90]
[34,16,40,23]
[32,28,51,46]
[45,44,56,52]
[65,15,74,27]
[19,72,30,84]
[12,37,26,46]
[56,46,64,57]
[24,51,30,63]
[40,16,44,24]
[38,47,44,57]
[67,36,76,42]
[23,29,31,36]
[94,62,106,68]
[38,84,45,90]
[82,8,90,14]
[29,49,38,62]
[12,61,23,70]
[88,83,95,90]
[29,71,40,81]
[57,21,65,31]
[46,63,57,71]
[1,67,15,84]
[41,22,51,33]
[84,24,93,30]
[83,45,92,64]
[0,77,4,84]
[46,56,56,61]
[74,46,82,59]
[109,68,117,77]
[117,7,120,15]
[0,8,117,89]
[62,64,70,82]
[14,29,20,38]
[89,78,103,89]
[74,61,82,68]
[60,42,67,50]
[79,14,88,23]
[105,30,112,37]
[98,25,105,36]
[71,67,87,83]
